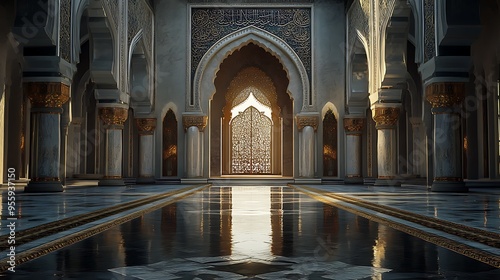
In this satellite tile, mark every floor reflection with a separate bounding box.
[5,186,500,279]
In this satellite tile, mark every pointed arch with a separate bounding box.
[162,109,178,177]
[192,26,310,114]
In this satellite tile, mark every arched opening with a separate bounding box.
[163,109,178,177]
[323,109,338,177]
[210,43,293,177]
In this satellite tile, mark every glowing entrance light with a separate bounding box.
[230,92,272,174]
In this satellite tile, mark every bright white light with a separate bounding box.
[231,92,272,122]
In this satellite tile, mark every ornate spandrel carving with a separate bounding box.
[60,0,71,62]
[99,107,129,127]
[372,107,400,127]
[344,118,365,133]
[348,0,369,57]
[128,0,153,59]
[296,115,318,131]
[424,0,435,62]
[136,118,157,135]
[425,82,465,109]
[183,115,208,132]
[26,82,70,109]
[191,8,311,81]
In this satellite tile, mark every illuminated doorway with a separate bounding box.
[230,93,273,174]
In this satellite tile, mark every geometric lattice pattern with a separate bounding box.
[231,106,272,174]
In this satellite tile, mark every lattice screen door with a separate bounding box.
[231,106,272,174]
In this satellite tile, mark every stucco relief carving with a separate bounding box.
[60,0,71,62]
[128,0,153,60]
[348,0,369,55]
[343,118,365,133]
[191,26,311,113]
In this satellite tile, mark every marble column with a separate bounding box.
[372,106,401,186]
[25,82,70,192]
[183,115,207,178]
[296,115,318,178]
[343,118,365,184]
[136,118,157,184]
[97,105,128,186]
[426,82,467,192]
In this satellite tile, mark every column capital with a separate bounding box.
[372,106,400,128]
[25,82,70,109]
[343,118,365,134]
[98,107,129,127]
[296,114,319,131]
[182,114,208,132]
[136,118,157,135]
[425,82,465,110]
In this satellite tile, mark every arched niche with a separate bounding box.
[162,109,178,177]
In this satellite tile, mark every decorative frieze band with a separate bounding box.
[99,107,129,127]
[372,107,400,128]
[296,115,318,131]
[136,118,157,135]
[425,82,465,109]
[183,115,208,132]
[343,118,365,133]
[25,82,70,109]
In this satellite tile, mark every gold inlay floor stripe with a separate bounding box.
[0,184,209,272]
[290,184,500,268]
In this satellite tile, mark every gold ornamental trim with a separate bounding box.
[136,118,157,135]
[183,115,208,132]
[372,107,400,127]
[98,107,129,126]
[296,115,318,131]
[343,118,365,133]
[25,82,70,108]
[425,82,465,108]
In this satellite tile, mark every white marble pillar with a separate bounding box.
[97,105,128,186]
[426,82,467,192]
[296,115,318,178]
[25,82,70,192]
[183,115,207,179]
[344,118,365,184]
[372,106,401,186]
[136,118,157,183]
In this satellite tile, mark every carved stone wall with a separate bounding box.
[191,7,311,81]
[128,0,153,60]
[60,0,71,62]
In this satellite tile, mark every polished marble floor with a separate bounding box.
[1,185,499,279]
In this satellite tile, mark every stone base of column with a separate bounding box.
[374,177,401,186]
[136,177,156,184]
[98,178,126,186]
[431,180,468,192]
[25,181,64,193]
[344,176,363,184]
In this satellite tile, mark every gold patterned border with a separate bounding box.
[372,107,400,127]
[0,185,210,272]
[25,82,70,108]
[296,115,318,131]
[98,107,129,126]
[343,118,365,133]
[136,118,157,135]
[291,185,500,268]
[183,115,208,131]
[425,82,465,109]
